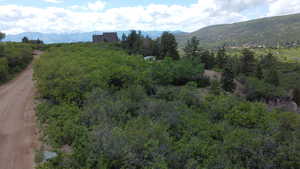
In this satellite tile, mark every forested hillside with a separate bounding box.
[177,13,300,48]
[34,42,300,169]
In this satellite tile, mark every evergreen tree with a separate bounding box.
[240,49,256,76]
[126,30,140,54]
[121,33,128,49]
[256,64,263,79]
[200,50,215,69]
[22,36,29,43]
[184,36,200,59]
[293,88,300,106]
[261,53,277,69]
[264,67,280,86]
[210,80,222,95]
[216,46,228,69]
[221,62,236,92]
[141,36,155,56]
[0,44,4,58]
[0,32,5,41]
[159,32,179,60]
[230,55,241,76]
[121,33,127,41]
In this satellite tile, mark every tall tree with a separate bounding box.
[184,36,200,59]
[159,32,179,60]
[0,32,5,41]
[0,45,4,58]
[261,53,277,69]
[256,64,263,80]
[200,50,215,69]
[293,88,300,106]
[216,46,228,69]
[264,67,280,86]
[221,62,235,92]
[126,30,141,54]
[240,49,256,76]
[22,36,29,43]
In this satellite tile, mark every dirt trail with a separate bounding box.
[0,51,42,169]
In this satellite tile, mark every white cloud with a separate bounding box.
[267,0,300,16]
[87,1,106,11]
[1,0,300,34]
[43,0,63,4]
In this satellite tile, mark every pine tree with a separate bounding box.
[293,88,300,106]
[200,50,215,69]
[221,62,236,92]
[216,46,227,69]
[240,49,256,76]
[22,37,29,43]
[264,67,280,86]
[210,80,222,95]
[261,53,277,69]
[0,32,5,41]
[159,32,179,60]
[256,64,263,79]
[184,36,200,59]
[0,45,4,58]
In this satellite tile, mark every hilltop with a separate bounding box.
[176,13,300,48]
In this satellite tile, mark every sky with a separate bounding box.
[0,0,300,34]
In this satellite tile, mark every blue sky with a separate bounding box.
[0,0,299,34]
[0,0,198,8]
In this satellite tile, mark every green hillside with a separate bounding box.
[177,13,300,48]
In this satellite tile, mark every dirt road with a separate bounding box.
[0,52,41,169]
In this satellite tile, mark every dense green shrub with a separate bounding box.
[239,76,287,101]
[0,42,33,83]
[0,58,8,81]
[150,57,204,85]
[34,43,300,169]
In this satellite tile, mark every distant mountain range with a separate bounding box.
[176,13,300,48]
[4,31,185,44]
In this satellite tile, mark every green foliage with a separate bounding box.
[256,64,263,79]
[210,80,222,95]
[0,42,33,83]
[150,57,204,86]
[240,49,256,76]
[0,32,5,41]
[225,102,271,128]
[260,53,277,69]
[22,36,29,43]
[293,88,300,106]
[122,31,149,56]
[221,63,235,92]
[159,32,179,60]
[216,47,228,69]
[34,43,300,169]
[239,76,286,101]
[264,67,280,86]
[200,50,215,69]
[0,58,8,81]
[184,36,200,59]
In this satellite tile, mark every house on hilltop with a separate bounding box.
[93,32,119,43]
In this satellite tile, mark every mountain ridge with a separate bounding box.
[176,13,300,48]
[4,31,185,44]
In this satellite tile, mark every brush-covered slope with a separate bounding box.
[177,13,300,48]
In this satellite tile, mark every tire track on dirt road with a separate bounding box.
[0,51,42,169]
